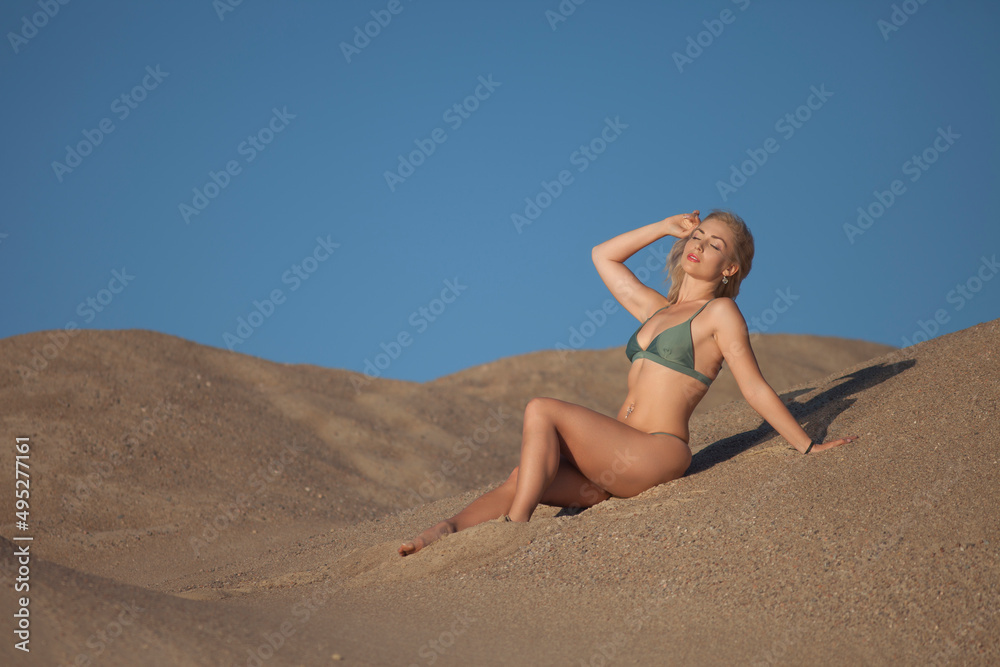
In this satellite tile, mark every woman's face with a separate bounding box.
[682,217,737,282]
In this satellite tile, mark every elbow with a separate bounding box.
[742,390,761,414]
[740,381,770,410]
[592,244,610,267]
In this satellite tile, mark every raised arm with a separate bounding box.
[592,211,700,321]
[712,299,860,454]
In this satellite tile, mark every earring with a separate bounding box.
[722,275,729,284]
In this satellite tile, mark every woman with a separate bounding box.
[399,209,859,556]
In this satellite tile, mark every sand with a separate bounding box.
[0,322,996,666]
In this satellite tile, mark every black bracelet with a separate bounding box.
[804,440,815,454]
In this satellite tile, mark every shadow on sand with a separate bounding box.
[685,358,914,476]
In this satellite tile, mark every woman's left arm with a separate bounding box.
[712,299,859,454]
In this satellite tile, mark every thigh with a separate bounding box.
[529,398,691,498]
[538,457,613,508]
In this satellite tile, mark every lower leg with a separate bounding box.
[398,459,610,556]
[507,405,561,522]
[448,479,516,530]
[399,475,516,556]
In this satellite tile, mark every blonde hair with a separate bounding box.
[663,209,754,303]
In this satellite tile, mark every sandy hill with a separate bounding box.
[429,333,894,418]
[1,324,996,666]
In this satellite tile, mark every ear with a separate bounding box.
[723,262,740,279]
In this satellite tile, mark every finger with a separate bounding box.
[822,436,860,449]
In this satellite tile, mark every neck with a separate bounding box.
[674,278,717,304]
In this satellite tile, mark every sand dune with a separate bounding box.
[1,323,996,665]
[429,333,895,418]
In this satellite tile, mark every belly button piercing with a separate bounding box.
[625,403,634,419]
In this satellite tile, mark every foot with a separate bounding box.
[398,520,456,556]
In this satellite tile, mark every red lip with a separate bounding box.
[687,254,700,262]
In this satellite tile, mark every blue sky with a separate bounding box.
[3,0,998,383]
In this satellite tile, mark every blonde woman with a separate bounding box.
[399,210,859,556]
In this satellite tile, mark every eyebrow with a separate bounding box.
[694,228,729,247]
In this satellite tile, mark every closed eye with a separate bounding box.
[692,233,722,251]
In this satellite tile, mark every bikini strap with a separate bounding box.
[689,298,714,320]
[642,304,671,323]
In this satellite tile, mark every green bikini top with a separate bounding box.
[625,299,715,386]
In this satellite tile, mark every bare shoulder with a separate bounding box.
[704,297,747,330]
[705,297,758,363]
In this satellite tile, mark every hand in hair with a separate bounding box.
[659,210,701,238]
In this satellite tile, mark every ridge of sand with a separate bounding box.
[428,333,896,418]
[1,323,996,665]
[0,328,888,587]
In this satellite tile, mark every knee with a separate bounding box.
[523,397,558,425]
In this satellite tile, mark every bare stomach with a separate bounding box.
[617,359,708,443]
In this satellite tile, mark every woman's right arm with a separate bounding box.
[591,211,700,321]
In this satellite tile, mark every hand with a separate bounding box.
[660,210,701,239]
[808,435,861,453]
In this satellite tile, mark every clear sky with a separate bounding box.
[3,0,998,383]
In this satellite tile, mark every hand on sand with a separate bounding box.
[809,435,861,453]
[660,210,701,238]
